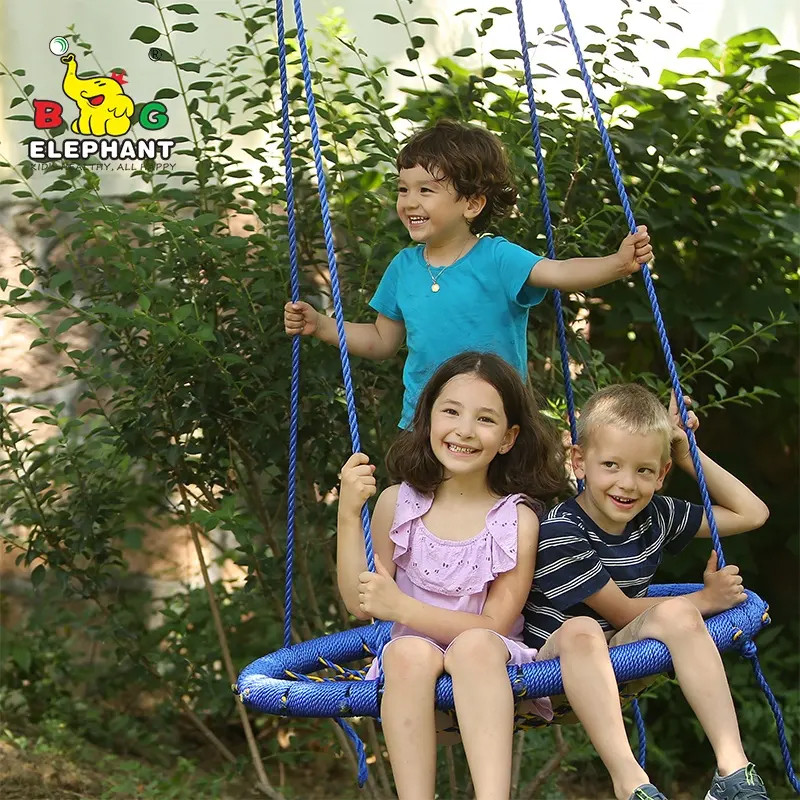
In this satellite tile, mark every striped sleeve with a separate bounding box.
[652,495,704,555]
[534,517,611,611]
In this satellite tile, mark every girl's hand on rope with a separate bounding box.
[338,452,376,518]
[668,391,699,463]
[701,550,747,613]
[615,225,652,274]
[284,300,319,336]
[357,554,404,620]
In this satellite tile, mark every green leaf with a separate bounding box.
[50,271,73,290]
[727,28,780,48]
[766,62,800,96]
[11,644,32,672]
[172,22,198,33]
[55,316,84,335]
[412,17,437,25]
[31,564,46,587]
[130,26,161,44]
[167,2,198,13]
[454,48,476,57]
[173,305,193,322]
[374,14,400,24]
[155,87,179,99]
[489,49,521,60]
[193,213,218,227]
[19,269,35,286]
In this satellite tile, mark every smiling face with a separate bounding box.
[429,374,519,479]
[79,77,127,109]
[573,424,670,534]
[396,164,484,247]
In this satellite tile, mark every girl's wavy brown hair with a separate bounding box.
[396,119,517,234]
[386,352,569,511]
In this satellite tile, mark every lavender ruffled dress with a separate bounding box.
[364,482,553,723]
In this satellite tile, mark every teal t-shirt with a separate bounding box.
[369,235,546,428]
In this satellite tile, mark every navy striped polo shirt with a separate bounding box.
[523,495,703,650]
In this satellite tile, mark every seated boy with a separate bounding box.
[523,384,771,800]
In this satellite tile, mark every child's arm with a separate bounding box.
[667,395,769,537]
[285,301,405,360]
[582,571,743,629]
[336,454,397,620]
[526,226,651,291]
[357,505,539,640]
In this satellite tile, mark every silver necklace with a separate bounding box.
[423,240,471,293]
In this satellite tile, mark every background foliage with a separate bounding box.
[0,0,797,797]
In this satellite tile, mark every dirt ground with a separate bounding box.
[0,738,103,800]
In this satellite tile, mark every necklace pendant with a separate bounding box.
[431,283,440,293]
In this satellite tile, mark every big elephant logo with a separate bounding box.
[28,46,176,163]
[58,54,135,136]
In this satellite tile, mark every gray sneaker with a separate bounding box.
[629,785,668,800]
[705,763,769,799]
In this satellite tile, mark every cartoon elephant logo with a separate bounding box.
[59,54,134,136]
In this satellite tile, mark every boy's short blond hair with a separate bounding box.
[577,384,672,463]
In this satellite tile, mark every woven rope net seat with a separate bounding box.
[236,584,770,722]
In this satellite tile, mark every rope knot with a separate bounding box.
[739,638,758,658]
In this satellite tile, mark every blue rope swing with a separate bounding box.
[238,0,798,793]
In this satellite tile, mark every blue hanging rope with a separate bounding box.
[738,637,800,794]
[554,0,725,566]
[275,0,372,784]
[513,0,582,493]
[275,0,301,651]
[556,0,797,791]
[286,0,375,575]
[631,698,647,768]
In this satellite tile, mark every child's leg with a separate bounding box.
[380,637,444,799]
[630,597,749,776]
[543,617,650,800]
[444,629,515,800]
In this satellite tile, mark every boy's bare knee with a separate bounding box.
[382,638,443,685]
[644,597,705,641]
[557,617,608,658]
[444,629,507,674]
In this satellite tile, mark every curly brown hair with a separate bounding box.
[386,352,569,511]
[396,119,518,234]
